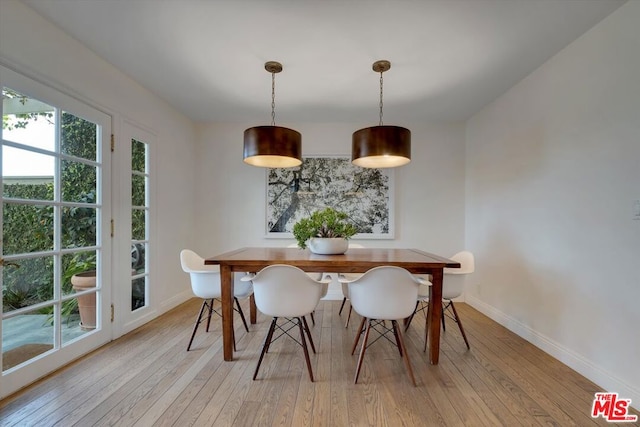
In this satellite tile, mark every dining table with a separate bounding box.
[205,247,460,364]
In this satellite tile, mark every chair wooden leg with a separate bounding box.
[391,319,403,357]
[450,301,470,349]
[345,305,353,328]
[404,301,419,332]
[442,304,447,331]
[232,326,236,352]
[235,297,249,332]
[423,303,430,353]
[253,317,277,380]
[310,311,315,326]
[351,317,367,355]
[297,317,315,382]
[393,320,416,386]
[265,317,278,354]
[205,298,214,332]
[301,316,316,354]
[187,299,208,351]
[338,297,347,315]
[354,319,372,384]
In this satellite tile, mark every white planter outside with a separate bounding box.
[307,238,349,255]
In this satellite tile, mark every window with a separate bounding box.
[131,138,148,311]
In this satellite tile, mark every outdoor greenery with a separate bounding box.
[292,207,357,249]
[1,88,53,131]
[2,88,102,314]
[4,89,147,319]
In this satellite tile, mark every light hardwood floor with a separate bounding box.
[0,299,637,426]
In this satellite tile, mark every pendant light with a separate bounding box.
[352,60,411,168]
[244,61,302,168]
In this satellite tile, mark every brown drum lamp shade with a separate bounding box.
[243,61,302,168]
[243,125,302,168]
[352,125,411,168]
[352,60,411,169]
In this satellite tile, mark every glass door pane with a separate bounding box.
[131,139,148,311]
[1,70,111,399]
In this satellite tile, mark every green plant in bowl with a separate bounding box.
[292,207,357,250]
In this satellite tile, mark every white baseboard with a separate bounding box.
[114,290,192,337]
[160,290,193,313]
[465,294,640,409]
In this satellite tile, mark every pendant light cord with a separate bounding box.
[379,71,384,126]
[271,71,276,126]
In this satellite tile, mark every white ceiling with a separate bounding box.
[23,0,626,124]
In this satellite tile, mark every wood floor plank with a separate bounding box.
[227,316,296,426]
[459,305,602,419]
[152,343,227,426]
[66,334,198,426]
[165,352,234,426]
[1,300,634,427]
[403,328,488,426]
[462,316,598,425]
[327,307,352,427]
[0,317,186,426]
[26,323,192,426]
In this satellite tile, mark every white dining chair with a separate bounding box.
[405,250,475,351]
[437,250,475,350]
[244,264,330,382]
[340,266,426,386]
[180,249,253,352]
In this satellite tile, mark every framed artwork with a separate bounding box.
[266,156,394,239]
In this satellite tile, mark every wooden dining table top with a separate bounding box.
[204,246,460,273]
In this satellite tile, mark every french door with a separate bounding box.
[1,66,112,398]
[113,121,155,335]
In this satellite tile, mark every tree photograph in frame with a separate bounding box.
[266,156,394,238]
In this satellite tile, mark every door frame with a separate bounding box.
[112,119,157,336]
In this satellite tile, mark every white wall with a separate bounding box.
[0,0,198,316]
[194,121,466,257]
[465,0,640,404]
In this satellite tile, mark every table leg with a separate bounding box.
[428,268,443,364]
[220,264,234,361]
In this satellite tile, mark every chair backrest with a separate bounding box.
[249,264,327,318]
[444,251,474,275]
[348,266,419,320]
[180,249,219,273]
[442,250,474,300]
[180,249,222,299]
